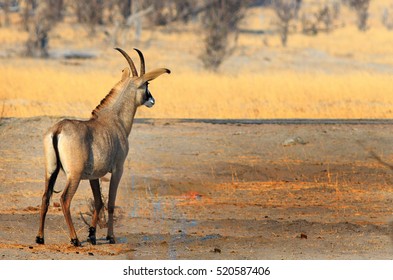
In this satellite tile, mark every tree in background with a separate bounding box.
[382,4,393,31]
[345,0,370,31]
[145,0,197,26]
[25,0,63,57]
[300,1,341,35]
[72,0,104,35]
[117,0,132,22]
[1,0,11,27]
[272,0,302,47]
[199,0,248,71]
[0,0,21,27]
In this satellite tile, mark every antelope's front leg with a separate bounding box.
[106,165,124,244]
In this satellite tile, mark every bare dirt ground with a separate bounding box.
[0,117,393,260]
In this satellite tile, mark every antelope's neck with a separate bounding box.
[107,85,139,137]
[118,99,138,136]
[93,80,139,137]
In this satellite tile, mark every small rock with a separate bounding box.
[299,233,308,239]
[282,136,308,147]
[88,252,94,256]
[53,202,61,207]
[213,248,221,254]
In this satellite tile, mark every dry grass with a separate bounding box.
[1,64,393,119]
[1,3,393,119]
[150,71,393,119]
[0,60,115,118]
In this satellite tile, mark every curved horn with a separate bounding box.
[114,48,138,77]
[134,48,145,76]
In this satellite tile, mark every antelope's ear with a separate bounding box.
[135,68,171,88]
[121,67,130,80]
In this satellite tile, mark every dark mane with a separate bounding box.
[90,88,118,118]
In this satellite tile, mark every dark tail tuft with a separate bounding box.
[51,131,62,194]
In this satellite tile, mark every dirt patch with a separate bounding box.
[1,117,393,259]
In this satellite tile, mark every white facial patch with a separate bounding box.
[144,96,155,108]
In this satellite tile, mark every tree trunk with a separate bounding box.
[132,0,141,42]
[281,24,289,47]
[3,0,11,27]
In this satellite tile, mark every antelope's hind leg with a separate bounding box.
[36,132,60,245]
[36,166,60,244]
[60,176,82,247]
[87,179,103,245]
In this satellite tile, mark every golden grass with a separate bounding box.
[0,61,114,118]
[1,62,393,119]
[149,71,393,119]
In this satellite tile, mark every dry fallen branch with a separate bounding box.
[368,150,393,172]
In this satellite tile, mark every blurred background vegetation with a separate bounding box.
[1,0,393,119]
[0,0,389,69]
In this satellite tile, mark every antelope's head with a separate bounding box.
[115,48,170,108]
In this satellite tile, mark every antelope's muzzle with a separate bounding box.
[144,96,155,108]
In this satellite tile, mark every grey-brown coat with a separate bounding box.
[36,48,170,246]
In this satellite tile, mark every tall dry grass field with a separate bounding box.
[1,63,393,119]
[1,2,393,119]
[150,71,393,119]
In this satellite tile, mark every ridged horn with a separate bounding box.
[134,48,145,76]
[114,47,138,77]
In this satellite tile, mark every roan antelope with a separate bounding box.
[36,48,170,246]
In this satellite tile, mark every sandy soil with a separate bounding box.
[0,117,393,260]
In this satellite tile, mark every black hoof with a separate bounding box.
[36,236,45,244]
[88,227,96,245]
[70,238,81,247]
[106,236,116,244]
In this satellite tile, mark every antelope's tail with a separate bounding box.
[44,129,63,195]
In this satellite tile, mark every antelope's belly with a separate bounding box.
[81,170,110,180]
[81,158,112,180]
